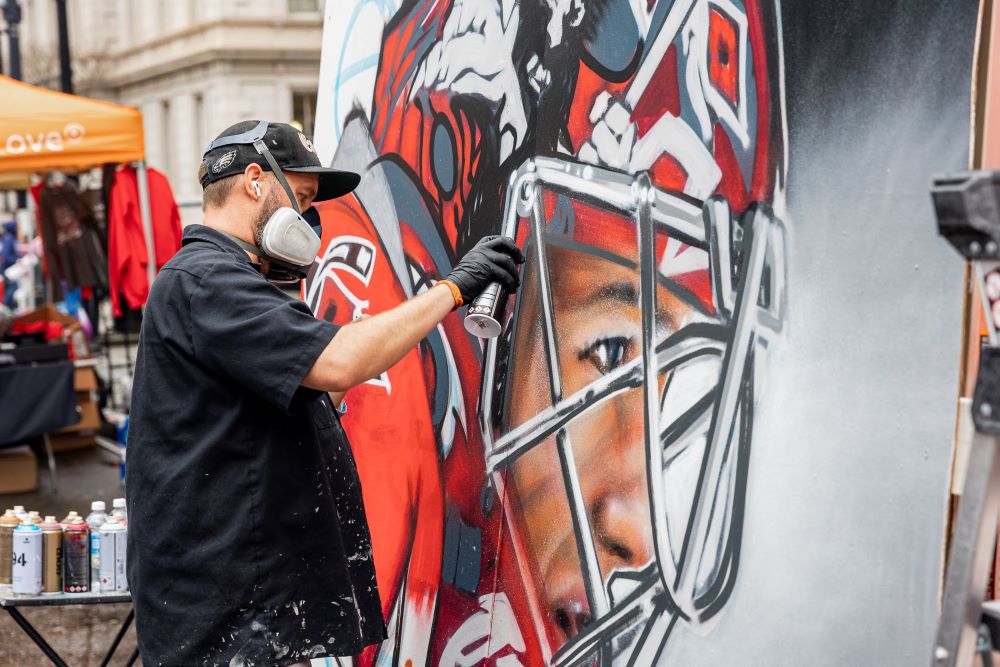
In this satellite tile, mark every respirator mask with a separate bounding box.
[202,121,322,284]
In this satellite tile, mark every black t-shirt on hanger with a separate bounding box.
[38,180,107,290]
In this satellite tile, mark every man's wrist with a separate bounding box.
[438,279,463,309]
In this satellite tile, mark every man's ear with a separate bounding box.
[243,163,264,199]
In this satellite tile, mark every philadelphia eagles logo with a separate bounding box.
[298,132,316,153]
[212,150,237,173]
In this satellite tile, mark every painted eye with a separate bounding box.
[579,336,633,375]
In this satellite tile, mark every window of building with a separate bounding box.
[288,0,319,13]
[291,91,316,139]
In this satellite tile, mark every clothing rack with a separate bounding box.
[97,301,136,411]
[131,161,157,291]
[94,161,153,411]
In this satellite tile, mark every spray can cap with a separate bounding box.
[19,516,34,526]
[112,498,126,509]
[91,500,106,512]
[13,505,24,513]
[44,516,56,523]
[28,510,39,518]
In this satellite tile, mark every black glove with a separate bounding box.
[445,236,525,304]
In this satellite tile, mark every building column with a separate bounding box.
[141,100,164,173]
[115,0,131,50]
[170,91,203,226]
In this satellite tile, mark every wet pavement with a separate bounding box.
[0,602,140,666]
[2,445,124,519]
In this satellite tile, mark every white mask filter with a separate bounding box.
[258,207,322,267]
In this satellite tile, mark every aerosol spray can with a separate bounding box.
[86,501,107,590]
[40,516,63,594]
[12,518,42,595]
[0,509,19,585]
[111,498,127,524]
[62,517,90,593]
[99,516,127,592]
[464,281,509,339]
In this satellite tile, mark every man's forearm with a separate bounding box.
[304,283,456,392]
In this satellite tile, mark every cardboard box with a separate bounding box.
[0,446,38,495]
[56,400,100,434]
[74,366,98,392]
[47,433,97,452]
[49,366,101,449]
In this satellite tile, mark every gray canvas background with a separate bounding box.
[660,1,977,664]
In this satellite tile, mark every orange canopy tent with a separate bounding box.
[0,75,156,287]
[0,75,145,186]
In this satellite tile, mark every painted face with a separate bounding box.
[505,239,697,643]
[479,157,785,664]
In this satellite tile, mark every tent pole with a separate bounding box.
[135,161,157,292]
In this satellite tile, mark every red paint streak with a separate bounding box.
[632,44,681,137]
[746,0,777,200]
[709,8,739,105]
[648,153,688,192]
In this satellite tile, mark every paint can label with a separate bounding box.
[90,531,100,590]
[42,529,63,593]
[11,531,42,595]
[62,530,90,593]
[0,525,13,584]
[99,527,127,592]
[115,527,127,592]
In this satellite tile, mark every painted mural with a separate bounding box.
[307,2,787,665]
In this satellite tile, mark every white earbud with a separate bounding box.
[252,181,262,198]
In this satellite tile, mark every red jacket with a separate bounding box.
[108,166,181,315]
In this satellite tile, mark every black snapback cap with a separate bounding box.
[200,120,360,202]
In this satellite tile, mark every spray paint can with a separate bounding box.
[464,281,509,339]
[0,509,19,585]
[112,498,127,524]
[12,518,42,595]
[62,518,90,593]
[99,516,127,592]
[86,501,107,590]
[40,516,63,594]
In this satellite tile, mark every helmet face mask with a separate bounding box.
[479,157,785,665]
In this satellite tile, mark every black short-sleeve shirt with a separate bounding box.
[126,225,385,667]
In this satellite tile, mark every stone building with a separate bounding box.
[12,0,326,225]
